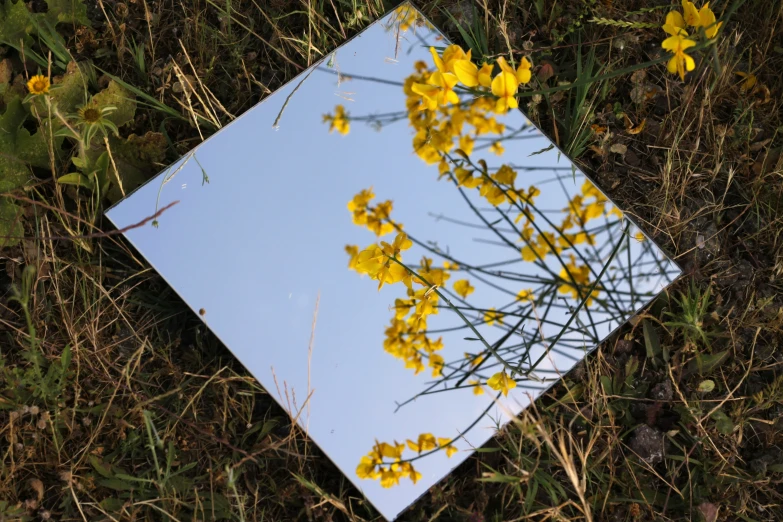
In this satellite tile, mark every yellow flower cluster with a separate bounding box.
[322,104,350,135]
[357,434,458,487]
[558,254,601,306]
[487,371,517,397]
[390,4,433,33]
[346,188,395,236]
[661,1,722,80]
[345,190,452,375]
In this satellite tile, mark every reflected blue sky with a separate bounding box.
[106,6,680,521]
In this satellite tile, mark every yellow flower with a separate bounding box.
[515,57,532,84]
[735,71,756,92]
[465,352,485,367]
[484,307,504,326]
[662,11,688,36]
[26,74,50,95]
[662,34,696,80]
[412,71,460,109]
[493,164,516,185]
[398,462,422,484]
[374,441,405,460]
[455,167,482,189]
[356,456,380,479]
[458,134,475,156]
[381,232,412,259]
[345,245,360,270]
[516,289,534,301]
[324,105,350,134]
[469,379,484,395]
[477,62,493,87]
[437,438,458,457]
[453,59,479,87]
[491,71,519,113]
[487,371,517,397]
[634,231,646,242]
[682,0,701,26]
[407,433,437,453]
[380,467,401,488]
[443,261,459,270]
[453,279,475,299]
[699,3,722,38]
[440,44,472,73]
[489,141,505,156]
[429,353,445,377]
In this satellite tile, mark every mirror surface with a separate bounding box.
[106,4,681,520]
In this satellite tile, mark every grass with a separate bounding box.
[1,0,783,520]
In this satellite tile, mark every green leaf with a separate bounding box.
[643,319,661,361]
[698,379,715,393]
[92,80,137,128]
[89,455,113,478]
[711,409,734,435]
[44,0,91,27]
[684,350,729,378]
[57,172,94,189]
[0,199,23,248]
[97,477,136,491]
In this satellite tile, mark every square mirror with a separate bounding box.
[106,4,681,520]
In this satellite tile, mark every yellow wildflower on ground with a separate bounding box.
[491,70,519,113]
[26,74,50,95]
[487,371,517,396]
[453,279,475,298]
[662,33,697,80]
[662,11,688,36]
[697,3,722,37]
[682,0,702,26]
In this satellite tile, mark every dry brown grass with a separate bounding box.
[1,0,782,520]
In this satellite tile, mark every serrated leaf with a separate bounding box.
[92,80,137,128]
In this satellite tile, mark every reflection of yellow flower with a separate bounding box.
[487,371,517,397]
[429,353,445,376]
[26,74,50,95]
[407,433,437,453]
[323,105,350,134]
[484,308,504,326]
[516,289,534,301]
[469,379,484,395]
[453,279,475,298]
[489,141,505,155]
[662,34,696,80]
[437,438,458,457]
[465,352,485,367]
[356,455,380,479]
[345,245,360,270]
[380,467,400,488]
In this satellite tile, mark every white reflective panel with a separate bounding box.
[106,4,680,520]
